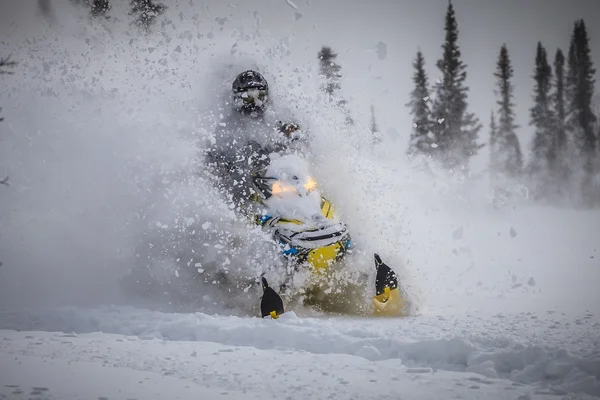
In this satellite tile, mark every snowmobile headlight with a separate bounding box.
[271,181,298,197]
[304,177,317,193]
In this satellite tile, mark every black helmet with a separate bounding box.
[232,70,269,115]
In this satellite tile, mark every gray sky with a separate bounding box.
[1,0,599,171]
[256,0,600,170]
[209,0,598,171]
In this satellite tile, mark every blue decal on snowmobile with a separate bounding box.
[282,247,299,255]
[279,240,299,255]
[259,215,272,224]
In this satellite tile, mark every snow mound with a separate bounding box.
[5,329,580,400]
[1,306,599,396]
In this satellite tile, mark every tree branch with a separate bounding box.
[0,56,17,75]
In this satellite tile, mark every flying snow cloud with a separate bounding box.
[0,1,338,313]
[0,0,598,320]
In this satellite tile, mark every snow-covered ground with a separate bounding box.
[1,300,599,399]
[0,309,597,400]
[1,1,599,399]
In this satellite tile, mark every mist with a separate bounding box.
[0,0,599,319]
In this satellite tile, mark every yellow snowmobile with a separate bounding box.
[247,152,407,319]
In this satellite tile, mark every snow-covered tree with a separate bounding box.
[0,56,17,123]
[551,48,568,180]
[318,46,342,100]
[317,46,353,125]
[489,111,498,173]
[491,44,522,178]
[69,0,111,18]
[406,49,434,157]
[430,1,482,171]
[528,42,555,196]
[38,0,54,18]
[130,0,166,32]
[565,19,597,199]
[90,0,110,17]
[370,105,381,144]
[0,56,16,76]
[1,55,16,187]
[594,95,600,167]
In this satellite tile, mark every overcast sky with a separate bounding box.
[250,0,600,169]
[1,0,599,170]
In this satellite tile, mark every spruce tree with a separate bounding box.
[0,56,16,76]
[318,47,342,100]
[595,95,600,160]
[90,0,110,17]
[130,0,166,32]
[38,0,53,18]
[317,46,353,124]
[69,0,111,17]
[566,20,597,182]
[1,55,16,187]
[370,105,381,144]
[552,48,567,178]
[529,42,555,189]
[489,111,499,174]
[492,44,522,178]
[406,50,434,156]
[430,1,482,171]
[0,56,17,123]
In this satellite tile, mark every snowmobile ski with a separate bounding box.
[372,253,405,316]
[260,277,285,319]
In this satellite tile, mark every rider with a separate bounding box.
[206,70,305,211]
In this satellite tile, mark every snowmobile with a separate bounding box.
[246,151,407,319]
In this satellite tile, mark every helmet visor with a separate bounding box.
[239,88,267,103]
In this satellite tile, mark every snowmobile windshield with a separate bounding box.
[252,153,319,202]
